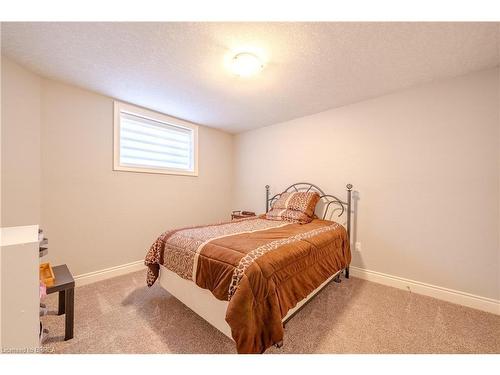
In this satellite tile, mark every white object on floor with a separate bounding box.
[0,225,40,351]
[39,324,49,346]
[39,305,48,317]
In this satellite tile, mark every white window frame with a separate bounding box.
[113,101,199,176]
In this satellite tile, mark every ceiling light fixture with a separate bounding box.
[230,52,264,77]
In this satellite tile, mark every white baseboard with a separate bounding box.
[350,266,500,315]
[74,260,146,287]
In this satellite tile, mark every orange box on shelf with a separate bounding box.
[39,262,55,286]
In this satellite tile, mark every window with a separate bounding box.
[113,101,198,176]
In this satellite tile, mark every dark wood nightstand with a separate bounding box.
[231,211,256,220]
[46,264,75,340]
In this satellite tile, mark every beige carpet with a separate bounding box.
[41,270,500,354]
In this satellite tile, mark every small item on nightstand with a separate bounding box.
[231,210,256,220]
[39,262,55,286]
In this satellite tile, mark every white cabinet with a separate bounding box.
[0,225,39,352]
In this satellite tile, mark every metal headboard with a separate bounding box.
[265,182,353,237]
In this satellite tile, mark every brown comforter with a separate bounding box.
[145,215,350,353]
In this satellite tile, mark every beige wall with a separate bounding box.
[1,57,41,227]
[40,79,233,276]
[2,56,499,301]
[233,68,500,300]
[1,57,233,276]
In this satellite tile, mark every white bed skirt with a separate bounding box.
[158,265,340,340]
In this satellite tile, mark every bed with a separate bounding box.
[145,182,353,353]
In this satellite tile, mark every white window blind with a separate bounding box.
[114,102,198,176]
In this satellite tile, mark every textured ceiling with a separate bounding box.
[1,22,499,133]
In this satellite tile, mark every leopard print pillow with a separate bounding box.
[266,192,320,224]
[265,208,313,224]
